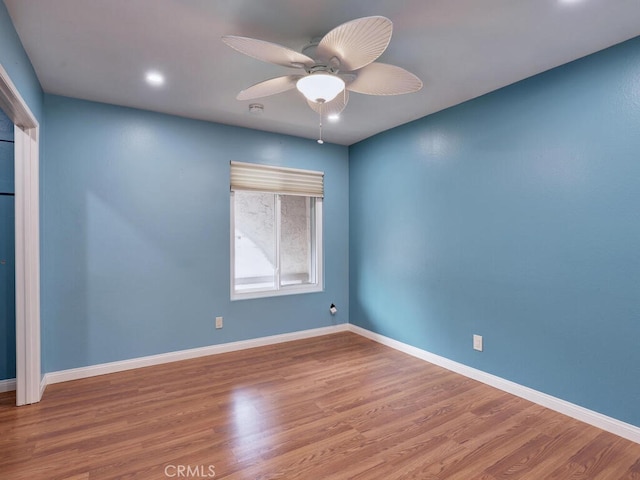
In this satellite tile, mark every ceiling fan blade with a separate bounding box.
[316,16,393,71]
[222,35,314,69]
[306,90,349,116]
[347,63,422,96]
[237,75,303,101]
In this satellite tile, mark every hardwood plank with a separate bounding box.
[0,332,638,479]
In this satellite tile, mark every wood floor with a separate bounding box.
[1,332,639,479]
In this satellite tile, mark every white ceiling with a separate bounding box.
[4,0,640,146]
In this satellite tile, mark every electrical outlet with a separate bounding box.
[215,316,223,329]
[473,334,483,351]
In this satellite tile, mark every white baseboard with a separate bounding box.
[43,324,349,387]
[0,378,16,393]
[37,321,639,444]
[347,324,640,444]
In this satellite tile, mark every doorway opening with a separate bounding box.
[0,107,16,391]
[0,64,41,406]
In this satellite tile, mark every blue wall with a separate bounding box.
[350,37,640,427]
[42,94,349,372]
[0,1,43,122]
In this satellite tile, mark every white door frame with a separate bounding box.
[0,64,41,405]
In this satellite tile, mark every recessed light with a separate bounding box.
[145,71,165,87]
[328,114,340,122]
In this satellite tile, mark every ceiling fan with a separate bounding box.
[222,16,423,143]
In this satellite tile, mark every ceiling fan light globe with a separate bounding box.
[296,74,345,103]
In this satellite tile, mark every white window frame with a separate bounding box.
[230,191,323,300]
[230,161,324,301]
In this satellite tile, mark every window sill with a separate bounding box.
[231,284,323,301]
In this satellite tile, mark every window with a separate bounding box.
[230,162,323,299]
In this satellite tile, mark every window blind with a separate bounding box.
[230,161,324,197]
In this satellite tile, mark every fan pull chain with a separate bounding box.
[317,103,324,144]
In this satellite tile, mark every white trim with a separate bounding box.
[0,65,37,129]
[348,324,640,444]
[36,322,640,444]
[14,129,25,404]
[43,324,349,386]
[229,190,235,300]
[0,63,41,406]
[39,374,46,399]
[15,126,40,405]
[0,378,16,393]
